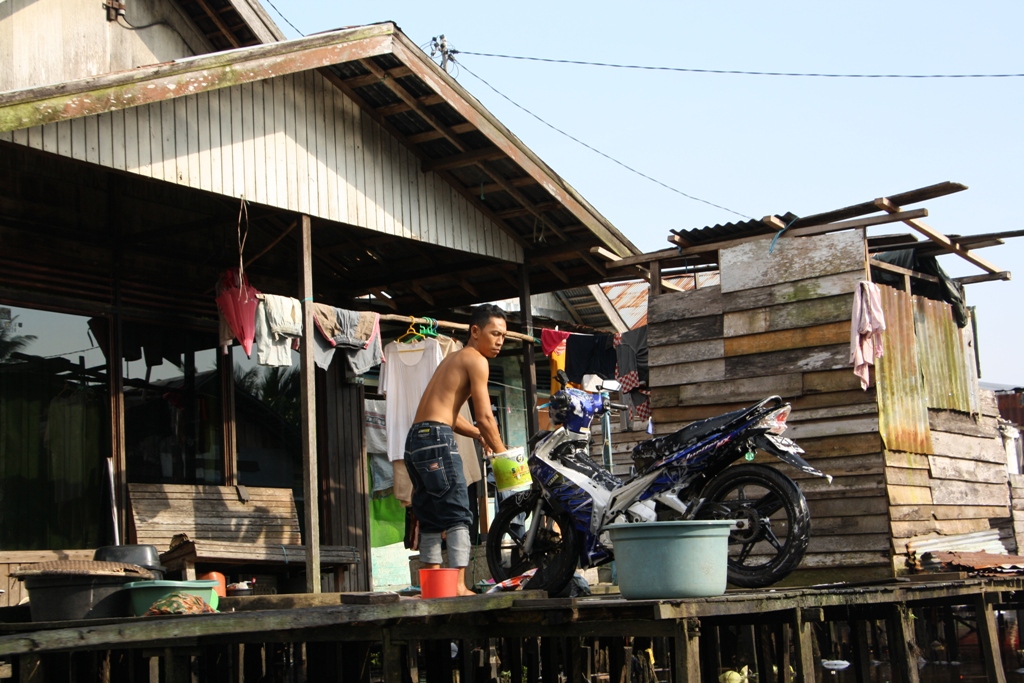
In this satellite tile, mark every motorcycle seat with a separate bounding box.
[632,404,759,463]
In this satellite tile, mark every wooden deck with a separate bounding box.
[0,577,1020,682]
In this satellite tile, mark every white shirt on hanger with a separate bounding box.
[379,337,444,462]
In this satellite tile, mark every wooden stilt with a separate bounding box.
[942,608,959,663]
[382,630,403,683]
[525,637,540,683]
[975,594,1008,683]
[540,637,559,683]
[886,605,920,683]
[162,649,190,683]
[507,637,523,683]
[755,624,776,683]
[671,618,701,683]
[849,620,872,683]
[777,623,792,683]
[699,624,721,681]
[298,213,322,593]
[792,608,819,683]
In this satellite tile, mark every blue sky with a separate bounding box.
[267,1,1024,385]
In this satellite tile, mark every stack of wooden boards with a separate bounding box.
[128,483,359,580]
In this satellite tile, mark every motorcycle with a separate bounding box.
[486,371,832,593]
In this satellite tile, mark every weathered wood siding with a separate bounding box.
[0,71,522,263]
[0,0,212,93]
[649,230,888,581]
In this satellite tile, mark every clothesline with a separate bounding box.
[378,314,537,343]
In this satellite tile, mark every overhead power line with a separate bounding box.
[451,58,754,220]
[263,0,304,37]
[453,50,1024,79]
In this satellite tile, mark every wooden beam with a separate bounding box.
[370,290,399,310]
[408,122,474,144]
[955,271,1011,285]
[544,261,570,284]
[392,34,636,257]
[477,175,536,196]
[191,0,241,48]
[664,208,930,255]
[869,258,941,284]
[587,284,628,333]
[298,214,322,594]
[422,146,504,174]
[762,215,786,230]
[341,65,412,89]
[519,262,539,437]
[375,93,444,117]
[0,24,396,132]
[410,283,435,306]
[874,197,1002,274]
[456,277,479,297]
[479,161,568,242]
[590,246,620,262]
[496,202,562,220]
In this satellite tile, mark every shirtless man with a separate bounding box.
[404,304,508,596]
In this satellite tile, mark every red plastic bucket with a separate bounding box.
[419,568,460,598]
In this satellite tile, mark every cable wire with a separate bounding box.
[452,59,754,220]
[262,0,304,36]
[454,50,1024,79]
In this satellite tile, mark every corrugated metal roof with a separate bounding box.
[601,272,721,330]
[671,182,968,247]
[876,284,933,454]
[914,297,973,413]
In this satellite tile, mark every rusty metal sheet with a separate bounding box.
[876,285,933,453]
[601,273,720,329]
[913,297,973,413]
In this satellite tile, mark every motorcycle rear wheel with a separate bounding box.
[486,490,579,595]
[695,464,811,588]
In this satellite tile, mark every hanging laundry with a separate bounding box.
[850,281,886,390]
[344,312,383,377]
[540,328,570,357]
[564,333,617,383]
[255,295,302,367]
[380,337,444,464]
[365,398,392,496]
[214,269,259,357]
[614,326,651,421]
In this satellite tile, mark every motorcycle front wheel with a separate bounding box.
[695,464,811,588]
[486,490,579,595]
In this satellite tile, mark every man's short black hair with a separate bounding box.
[470,304,507,330]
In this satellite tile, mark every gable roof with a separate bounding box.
[0,22,638,281]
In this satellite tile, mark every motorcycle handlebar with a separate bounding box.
[608,402,629,411]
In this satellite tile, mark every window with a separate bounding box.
[0,307,109,549]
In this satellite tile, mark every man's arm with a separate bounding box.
[452,412,480,439]
[469,353,506,454]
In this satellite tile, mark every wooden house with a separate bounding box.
[594,183,1020,582]
[0,1,646,597]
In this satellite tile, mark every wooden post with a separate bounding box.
[162,649,191,683]
[381,630,403,683]
[299,214,322,593]
[777,623,792,683]
[792,609,819,683]
[849,620,872,683]
[942,607,959,662]
[671,619,701,683]
[886,605,920,683]
[219,349,237,487]
[755,624,775,683]
[518,262,538,438]
[974,594,1007,683]
[650,260,663,297]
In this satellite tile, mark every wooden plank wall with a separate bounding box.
[0,71,521,263]
[647,230,891,581]
[317,368,371,592]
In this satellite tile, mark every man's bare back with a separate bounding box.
[413,314,507,455]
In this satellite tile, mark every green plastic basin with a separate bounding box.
[605,521,733,599]
[123,579,220,615]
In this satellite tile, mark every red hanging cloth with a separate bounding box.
[215,268,259,357]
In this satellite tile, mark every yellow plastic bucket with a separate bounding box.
[491,447,532,493]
